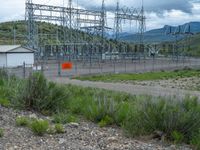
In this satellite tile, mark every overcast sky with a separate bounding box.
[0,0,200,31]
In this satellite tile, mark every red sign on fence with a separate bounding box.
[62,62,73,70]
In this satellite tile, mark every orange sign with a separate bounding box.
[62,62,73,70]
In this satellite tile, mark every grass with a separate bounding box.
[1,71,200,148]
[0,128,3,137]
[16,116,30,127]
[53,113,77,124]
[0,98,10,107]
[30,119,49,136]
[54,124,65,134]
[76,69,200,82]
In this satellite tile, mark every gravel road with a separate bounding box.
[50,78,200,100]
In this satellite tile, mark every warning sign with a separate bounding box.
[62,62,73,70]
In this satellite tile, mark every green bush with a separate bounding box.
[53,113,77,124]
[16,73,68,113]
[0,98,10,107]
[0,128,3,137]
[30,119,49,136]
[16,116,29,126]
[123,96,200,144]
[55,124,65,134]
[84,96,117,122]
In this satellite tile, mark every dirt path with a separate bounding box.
[50,78,200,99]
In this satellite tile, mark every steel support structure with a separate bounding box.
[165,23,193,60]
[114,0,145,54]
[25,0,145,61]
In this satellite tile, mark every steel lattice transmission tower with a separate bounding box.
[114,0,146,50]
[25,0,37,49]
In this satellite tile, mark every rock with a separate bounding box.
[82,127,90,132]
[107,136,118,143]
[58,138,66,144]
[68,122,79,128]
[29,113,37,119]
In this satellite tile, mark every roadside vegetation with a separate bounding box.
[76,69,200,82]
[1,69,200,149]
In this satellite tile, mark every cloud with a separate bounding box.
[77,0,193,13]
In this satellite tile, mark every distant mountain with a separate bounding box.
[119,22,200,43]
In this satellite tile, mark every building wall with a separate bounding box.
[0,54,7,67]
[7,53,34,67]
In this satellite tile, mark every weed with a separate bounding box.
[53,113,77,124]
[0,98,10,107]
[16,116,29,127]
[55,124,65,134]
[30,119,49,136]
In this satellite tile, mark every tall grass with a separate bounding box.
[124,96,200,146]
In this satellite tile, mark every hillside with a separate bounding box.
[0,21,121,47]
[119,22,200,43]
[0,21,138,56]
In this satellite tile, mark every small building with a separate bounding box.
[0,45,35,67]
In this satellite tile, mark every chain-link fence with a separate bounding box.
[2,56,200,79]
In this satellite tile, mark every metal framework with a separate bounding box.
[25,0,145,60]
[114,0,145,43]
[165,23,193,59]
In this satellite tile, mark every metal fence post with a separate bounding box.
[23,62,26,78]
[124,59,127,73]
[58,59,61,77]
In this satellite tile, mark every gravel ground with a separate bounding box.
[50,78,200,99]
[0,106,193,150]
[132,77,200,91]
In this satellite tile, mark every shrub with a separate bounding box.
[55,124,65,134]
[53,113,77,124]
[84,96,117,122]
[0,98,10,107]
[21,72,48,111]
[16,73,68,113]
[30,119,49,136]
[123,96,200,145]
[0,128,3,137]
[16,116,29,127]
